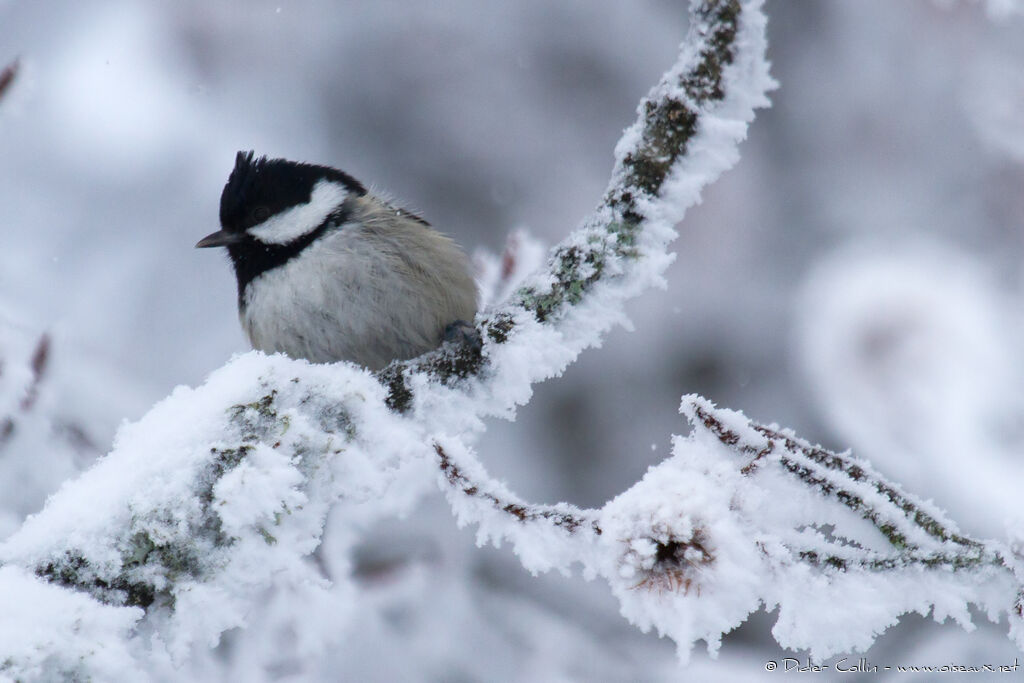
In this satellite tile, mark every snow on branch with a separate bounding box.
[378,0,772,413]
[679,397,1023,654]
[433,397,1024,660]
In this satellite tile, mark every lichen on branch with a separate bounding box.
[378,0,761,412]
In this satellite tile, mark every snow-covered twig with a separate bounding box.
[435,443,599,537]
[690,399,1000,571]
[433,397,1023,659]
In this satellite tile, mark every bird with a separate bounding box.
[196,151,479,370]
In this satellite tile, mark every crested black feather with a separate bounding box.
[219,151,367,234]
[219,150,262,230]
[217,151,368,301]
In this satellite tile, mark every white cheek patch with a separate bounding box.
[248,180,349,245]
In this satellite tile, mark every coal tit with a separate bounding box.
[197,151,479,370]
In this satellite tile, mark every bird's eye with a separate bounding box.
[251,205,271,223]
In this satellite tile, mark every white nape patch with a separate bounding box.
[248,180,348,245]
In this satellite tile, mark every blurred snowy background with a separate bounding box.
[1,0,1023,679]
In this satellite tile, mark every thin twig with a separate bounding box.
[688,399,1012,574]
[435,443,601,535]
[0,59,18,102]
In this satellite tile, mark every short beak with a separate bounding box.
[195,230,242,249]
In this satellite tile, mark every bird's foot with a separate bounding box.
[442,320,483,355]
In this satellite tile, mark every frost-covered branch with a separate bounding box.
[690,400,1000,571]
[433,397,1023,659]
[435,443,599,537]
[379,0,764,412]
